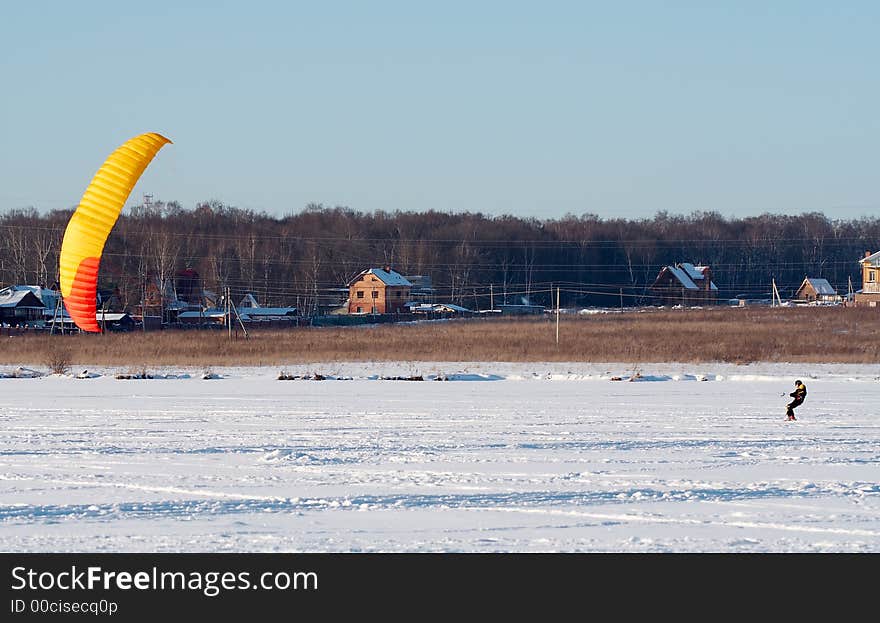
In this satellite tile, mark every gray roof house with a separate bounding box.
[794,277,839,303]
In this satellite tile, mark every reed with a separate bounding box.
[2,307,878,367]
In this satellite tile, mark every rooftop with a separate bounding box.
[0,287,45,308]
[861,251,880,266]
[801,278,837,295]
[352,268,413,287]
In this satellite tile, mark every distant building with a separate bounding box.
[794,277,839,303]
[175,268,203,306]
[96,286,123,312]
[406,302,471,314]
[177,303,298,325]
[347,267,412,314]
[432,303,471,313]
[495,304,544,315]
[177,310,227,325]
[318,288,351,315]
[97,312,136,332]
[650,263,718,306]
[2,285,66,322]
[0,286,45,325]
[236,294,297,320]
[854,250,880,307]
[139,275,183,323]
[404,275,435,304]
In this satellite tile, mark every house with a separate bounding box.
[175,268,203,307]
[404,275,435,304]
[650,263,718,306]
[347,267,412,314]
[406,302,472,314]
[6,285,66,322]
[432,303,471,313]
[794,277,839,303]
[318,288,351,315]
[177,309,228,325]
[0,286,46,325]
[495,304,544,315]
[854,250,880,307]
[237,294,297,321]
[139,275,185,323]
[12,285,61,312]
[96,312,136,332]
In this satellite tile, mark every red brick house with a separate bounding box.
[347,267,412,314]
[649,263,718,306]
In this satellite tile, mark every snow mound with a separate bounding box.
[432,373,504,382]
[670,374,710,382]
[1,367,43,379]
[278,373,329,381]
[261,449,338,465]
[114,372,192,380]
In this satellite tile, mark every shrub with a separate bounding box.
[44,342,72,375]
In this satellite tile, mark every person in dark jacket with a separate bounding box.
[786,380,807,420]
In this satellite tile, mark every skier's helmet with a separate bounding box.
[795,379,802,385]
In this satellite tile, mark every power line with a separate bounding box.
[2,221,880,247]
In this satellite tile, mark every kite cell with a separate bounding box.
[59,133,171,332]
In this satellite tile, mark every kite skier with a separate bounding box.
[785,380,807,421]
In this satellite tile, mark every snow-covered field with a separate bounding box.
[1,361,879,552]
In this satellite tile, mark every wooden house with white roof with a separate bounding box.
[0,286,46,325]
[794,277,839,303]
[854,250,880,307]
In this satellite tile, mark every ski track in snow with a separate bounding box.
[1,361,879,552]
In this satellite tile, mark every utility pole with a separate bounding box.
[226,287,232,339]
[555,286,560,346]
[771,278,782,307]
[620,288,624,309]
[228,287,249,339]
[51,294,62,334]
[490,284,494,311]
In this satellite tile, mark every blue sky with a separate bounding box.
[1,1,878,219]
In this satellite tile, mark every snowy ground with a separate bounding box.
[1,361,879,552]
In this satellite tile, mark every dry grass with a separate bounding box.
[2,307,879,368]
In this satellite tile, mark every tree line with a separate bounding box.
[2,201,879,312]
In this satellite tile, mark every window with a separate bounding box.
[372,291,379,298]
[356,290,364,298]
[395,291,401,298]
[870,270,877,283]
[356,306,362,313]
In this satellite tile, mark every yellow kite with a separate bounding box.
[59,133,171,332]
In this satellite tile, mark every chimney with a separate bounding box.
[384,264,392,273]
[866,251,873,259]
